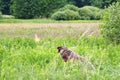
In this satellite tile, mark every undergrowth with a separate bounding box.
[0,37,120,80]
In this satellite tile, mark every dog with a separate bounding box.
[57,46,95,70]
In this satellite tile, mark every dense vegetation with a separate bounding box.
[0,0,11,14]
[0,12,2,18]
[51,5,102,20]
[101,2,120,44]
[78,6,102,20]
[51,5,80,20]
[69,0,117,8]
[0,0,119,80]
[0,0,117,19]
[0,36,120,80]
[0,24,119,80]
[10,0,66,19]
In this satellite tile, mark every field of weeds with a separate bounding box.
[0,23,120,80]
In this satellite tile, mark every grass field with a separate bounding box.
[0,18,101,23]
[0,21,120,80]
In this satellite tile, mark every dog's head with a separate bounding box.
[57,46,67,54]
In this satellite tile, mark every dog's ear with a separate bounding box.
[57,46,61,49]
[57,46,67,50]
[57,46,62,53]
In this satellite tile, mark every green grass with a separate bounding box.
[0,37,120,80]
[0,18,101,23]
[0,26,120,80]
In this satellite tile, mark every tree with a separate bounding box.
[90,0,103,8]
[39,0,67,18]
[66,0,117,8]
[0,0,11,14]
[74,0,91,7]
[66,0,75,4]
[11,0,42,19]
[11,0,67,19]
[89,0,117,8]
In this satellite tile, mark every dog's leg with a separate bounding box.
[62,53,68,62]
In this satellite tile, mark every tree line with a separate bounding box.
[0,0,117,19]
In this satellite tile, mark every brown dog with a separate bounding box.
[57,46,95,70]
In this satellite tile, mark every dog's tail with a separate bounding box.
[79,56,95,70]
[88,62,96,70]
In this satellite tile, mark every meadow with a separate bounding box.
[0,22,120,80]
[0,16,100,23]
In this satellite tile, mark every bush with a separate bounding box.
[101,2,120,44]
[78,8,92,20]
[0,15,14,19]
[51,4,80,20]
[78,6,102,20]
[51,9,80,20]
[0,12,2,19]
[59,4,79,12]
[84,6,102,19]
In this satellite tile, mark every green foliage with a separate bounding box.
[11,0,66,19]
[51,4,80,20]
[51,9,80,20]
[101,2,120,44]
[118,0,120,2]
[59,4,79,11]
[73,0,91,7]
[90,0,117,8]
[0,12,2,18]
[11,0,40,19]
[38,0,67,18]
[79,7,92,20]
[79,6,102,20]
[0,37,120,80]
[0,37,37,50]
[67,0,117,8]
[52,5,102,20]
[0,0,11,14]
[0,15,14,19]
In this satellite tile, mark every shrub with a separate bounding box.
[101,2,120,44]
[83,6,102,19]
[0,15,14,19]
[78,8,92,20]
[51,9,80,20]
[59,4,79,12]
[78,6,102,20]
[0,12,2,19]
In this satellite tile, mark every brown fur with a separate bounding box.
[57,46,95,70]
[57,46,86,62]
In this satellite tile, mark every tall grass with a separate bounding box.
[0,36,120,80]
